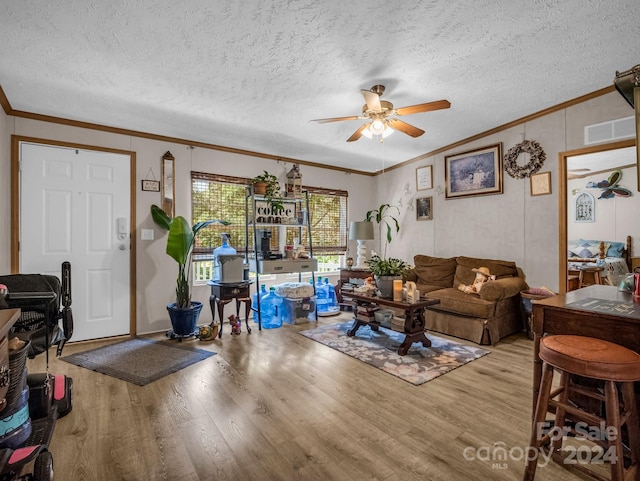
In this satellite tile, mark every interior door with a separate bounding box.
[19,142,131,341]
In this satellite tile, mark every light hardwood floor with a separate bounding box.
[26,313,587,481]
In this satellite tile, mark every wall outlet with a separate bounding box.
[141,229,154,240]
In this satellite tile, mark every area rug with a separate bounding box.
[299,321,489,385]
[61,337,215,386]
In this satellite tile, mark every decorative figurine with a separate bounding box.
[286,163,302,198]
[229,314,242,335]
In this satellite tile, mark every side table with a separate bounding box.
[207,280,254,337]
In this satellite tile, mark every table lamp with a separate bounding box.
[348,221,374,268]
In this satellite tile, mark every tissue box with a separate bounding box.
[282,296,316,324]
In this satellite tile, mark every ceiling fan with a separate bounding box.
[311,85,450,142]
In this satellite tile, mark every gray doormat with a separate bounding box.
[61,337,215,386]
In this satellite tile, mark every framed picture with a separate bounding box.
[530,171,551,196]
[416,165,433,191]
[416,196,433,220]
[444,143,503,199]
[575,191,595,223]
[141,179,160,192]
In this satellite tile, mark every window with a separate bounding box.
[191,172,348,275]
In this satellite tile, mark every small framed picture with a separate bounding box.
[416,196,433,220]
[530,171,551,196]
[141,179,160,192]
[416,165,433,191]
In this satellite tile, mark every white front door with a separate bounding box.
[20,142,131,341]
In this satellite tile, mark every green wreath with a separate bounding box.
[503,140,546,179]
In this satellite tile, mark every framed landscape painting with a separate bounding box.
[445,143,503,199]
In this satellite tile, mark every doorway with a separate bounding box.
[11,137,136,341]
[558,138,637,292]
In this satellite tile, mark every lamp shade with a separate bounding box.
[349,221,374,240]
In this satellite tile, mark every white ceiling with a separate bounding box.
[1,1,639,174]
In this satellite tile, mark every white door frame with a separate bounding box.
[10,135,137,337]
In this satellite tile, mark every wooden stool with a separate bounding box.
[578,266,604,288]
[524,335,640,481]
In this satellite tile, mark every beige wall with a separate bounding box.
[376,91,635,291]
[1,89,635,334]
[0,116,373,335]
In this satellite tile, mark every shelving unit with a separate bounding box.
[245,190,317,329]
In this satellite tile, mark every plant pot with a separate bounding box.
[375,275,402,299]
[253,182,268,195]
[167,301,203,336]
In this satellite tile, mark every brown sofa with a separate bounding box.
[405,255,528,345]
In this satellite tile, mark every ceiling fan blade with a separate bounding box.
[347,123,370,142]
[387,119,425,138]
[311,115,360,124]
[361,89,381,111]
[395,100,451,116]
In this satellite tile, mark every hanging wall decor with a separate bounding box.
[575,191,595,223]
[585,169,633,199]
[161,151,175,218]
[504,139,546,179]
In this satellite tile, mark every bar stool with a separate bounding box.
[524,335,640,481]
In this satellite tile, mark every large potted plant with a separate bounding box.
[251,170,284,213]
[151,204,229,338]
[365,203,400,258]
[365,255,409,299]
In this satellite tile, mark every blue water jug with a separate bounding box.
[252,284,268,321]
[324,278,336,309]
[260,287,283,329]
[213,233,236,281]
[315,277,329,312]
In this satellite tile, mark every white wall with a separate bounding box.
[374,91,634,291]
[1,117,373,335]
[568,165,639,245]
[1,89,635,330]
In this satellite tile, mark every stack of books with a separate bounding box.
[355,303,378,322]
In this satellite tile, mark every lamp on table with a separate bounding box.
[348,221,374,268]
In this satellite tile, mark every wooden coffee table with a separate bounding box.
[347,293,439,356]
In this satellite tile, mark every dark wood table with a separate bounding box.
[347,293,439,356]
[207,280,254,337]
[531,285,640,414]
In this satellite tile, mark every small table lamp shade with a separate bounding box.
[349,221,374,241]
[349,221,374,268]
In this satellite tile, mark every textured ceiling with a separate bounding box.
[1,1,639,173]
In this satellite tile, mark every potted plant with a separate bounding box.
[365,203,400,258]
[151,204,229,338]
[365,255,409,299]
[251,170,284,213]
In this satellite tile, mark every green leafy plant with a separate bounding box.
[151,204,230,308]
[251,170,283,212]
[365,255,408,277]
[365,203,400,257]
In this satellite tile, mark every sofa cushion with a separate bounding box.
[413,255,457,289]
[454,256,519,288]
[427,288,495,319]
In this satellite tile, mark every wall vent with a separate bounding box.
[584,116,635,145]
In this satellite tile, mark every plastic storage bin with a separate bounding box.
[282,296,317,324]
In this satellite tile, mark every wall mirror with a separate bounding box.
[559,139,637,293]
[161,151,175,218]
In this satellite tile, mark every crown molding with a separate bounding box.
[0,82,615,177]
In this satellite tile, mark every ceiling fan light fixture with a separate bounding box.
[382,125,394,138]
[361,126,373,139]
[369,118,385,135]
